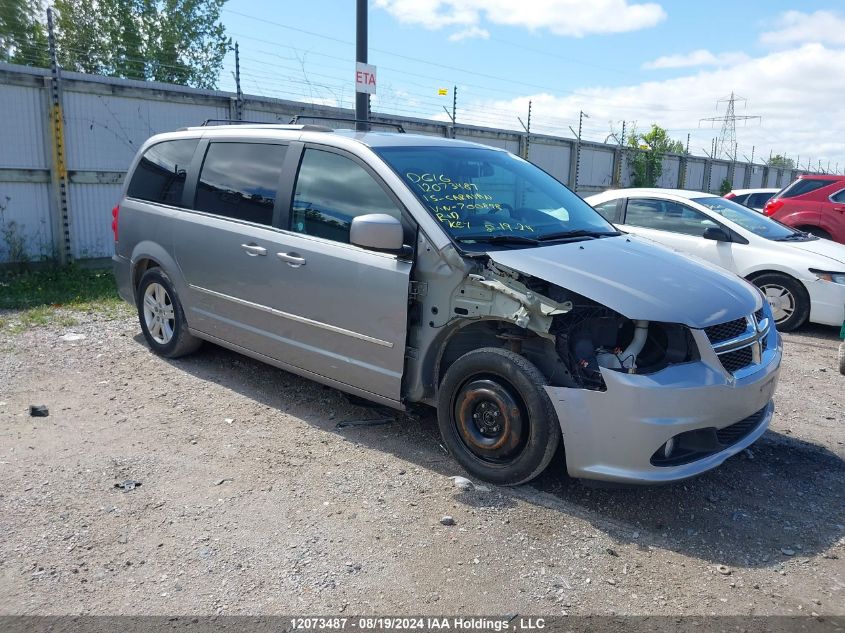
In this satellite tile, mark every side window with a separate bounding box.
[194,142,287,226]
[127,139,198,206]
[748,192,773,207]
[830,189,845,203]
[780,179,831,198]
[291,149,403,243]
[593,199,622,223]
[625,199,718,237]
[732,194,749,205]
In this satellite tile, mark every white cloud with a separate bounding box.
[438,43,845,167]
[760,10,845,48]
[373,0,667,38]
[449,25,491,41]
[643,49,749,70]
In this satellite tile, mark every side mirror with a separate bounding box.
[350,213,404,252]
[703,226,731,242]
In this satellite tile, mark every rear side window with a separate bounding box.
[830,189,845,203]
[747,192,774,208]
[127,139,198,206]
[593,199,622,223]
[780,179,832,199]
[194,142,287,226]
[291,148,402,243]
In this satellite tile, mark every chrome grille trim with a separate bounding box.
[706,312,771,377]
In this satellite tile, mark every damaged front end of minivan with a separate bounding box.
[405,235,781,484]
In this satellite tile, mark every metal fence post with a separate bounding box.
[46,8,71,264]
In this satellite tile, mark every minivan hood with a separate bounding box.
[487,235,761,328]
[782,237,845,267]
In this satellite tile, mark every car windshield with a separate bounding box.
[374,146,617,248]
[693,197,802,241]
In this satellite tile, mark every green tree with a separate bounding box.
[0,0,50,67]
[719,178,732,195]
[766,154,795,169]
[627,124,686,187]
[53,0,229,89]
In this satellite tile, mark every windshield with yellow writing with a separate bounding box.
[374,146,616,247]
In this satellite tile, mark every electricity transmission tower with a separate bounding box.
[699,92,760,160]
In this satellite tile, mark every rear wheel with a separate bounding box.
[437,347,561,486]
[136,268,202,358]
[750,272,810,332]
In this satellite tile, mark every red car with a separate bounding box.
[763,174,845,243]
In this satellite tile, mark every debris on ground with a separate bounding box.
[114,479,141,492]
[28,405,49,417]
[439,515,456,526]
[335,416,394,429]
[716,565,731,575]
[59,333,86,342]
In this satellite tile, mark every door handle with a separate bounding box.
[277,252,306,267]
[241,243,267,256]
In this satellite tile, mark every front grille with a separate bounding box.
[705,317,747,344]
[718,346,754,373]
[716,406,767,446]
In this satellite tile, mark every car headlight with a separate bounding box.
[810,269,845,285]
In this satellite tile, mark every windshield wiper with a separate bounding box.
[536,229,620,242]
[776,231,815,241]
[455,234,540,245]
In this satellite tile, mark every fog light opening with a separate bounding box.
[663,437,676,459]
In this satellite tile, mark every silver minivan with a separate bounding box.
[112,123,782,485]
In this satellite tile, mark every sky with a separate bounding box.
[217,0,845,171]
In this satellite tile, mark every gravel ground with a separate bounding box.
[0,308,843,616]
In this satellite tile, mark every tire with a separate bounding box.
[750,272,810,332]
[838,342,845,376]
[436,347,561,486]
[136,268,202,358]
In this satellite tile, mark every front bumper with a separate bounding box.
[545,331,782,484]
[806,277,845,326]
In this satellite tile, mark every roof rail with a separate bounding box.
[288,115,406,133]
[199,119,333,131]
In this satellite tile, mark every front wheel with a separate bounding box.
[136,268,202,358]
[750,272,810,332]
[437,347,561,486]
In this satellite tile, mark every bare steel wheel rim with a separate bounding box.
[760,283,795,323]
[453,378,527,463]
[143,282,175,345]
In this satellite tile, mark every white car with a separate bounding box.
[585,188,845,331]
[724,188,779,212]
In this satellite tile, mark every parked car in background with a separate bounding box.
[586,188,845,332]
[724,188,778,212]
[112,124,782,486]
[763,174,845,243]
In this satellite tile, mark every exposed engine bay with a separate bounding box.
[436,260,699,392]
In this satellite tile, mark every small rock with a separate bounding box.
[60,333,86,342]
[606,579,616,585]
[224,418,234,424]
[716,564,731,575]
[440,515,456,526]
[606,548,619,557]
[743,449,754,460]
[781,548,795,556]
[215,478,233,486]
[29,405,49,417]
[114,480,141,492]
[450,476,473,491]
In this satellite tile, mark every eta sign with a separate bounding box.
[355,62,377,95]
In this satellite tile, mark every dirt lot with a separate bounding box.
[0,307,843,616]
